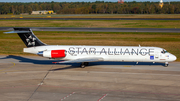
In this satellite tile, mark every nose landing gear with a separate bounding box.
[165,62,169,67]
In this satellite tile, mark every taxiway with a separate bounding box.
[1,18,180,20]
[1,27,180,32]
[0,55,180,101]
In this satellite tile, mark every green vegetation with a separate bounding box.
[0,14,180,18]
[0,31,179,61]
[0,20,180,28]
[0,1,180,14]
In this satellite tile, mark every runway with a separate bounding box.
[1,27,180,32]
[1,18,180,20]
[0,55,180,101]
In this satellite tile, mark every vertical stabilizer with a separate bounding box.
[5,28,46,47]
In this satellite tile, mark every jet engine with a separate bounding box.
[38,50,67,58]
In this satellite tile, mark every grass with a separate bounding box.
[0,14,180,18]
[0,20,180,28]
[0,31,179,61]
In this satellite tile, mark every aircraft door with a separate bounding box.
[159,50,168,60]
[154,51,159,60]
[160,54,166,59]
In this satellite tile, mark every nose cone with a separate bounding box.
[170,54,177,61]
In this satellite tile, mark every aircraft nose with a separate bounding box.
[170,54,177,61]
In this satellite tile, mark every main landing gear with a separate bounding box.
[80,62,89,68]
[165,62,169,67]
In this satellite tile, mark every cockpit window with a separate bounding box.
[161,49,167,54]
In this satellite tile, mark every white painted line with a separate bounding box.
[38,83,43,85]
[60,92,75,101]
[97,94,108,101]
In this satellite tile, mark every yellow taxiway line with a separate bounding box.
[0,62,15,73]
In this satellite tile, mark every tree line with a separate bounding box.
[0,1,179,14]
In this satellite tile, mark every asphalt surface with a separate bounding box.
[1,27,180,32]
[0,55,180,101]
[1,18,180,20]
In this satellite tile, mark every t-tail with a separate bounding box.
[4,28,46,47]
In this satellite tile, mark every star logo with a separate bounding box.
[26,35,36,46]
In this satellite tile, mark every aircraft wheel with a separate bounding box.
[165,62,169,67]
[84,62,89,66]
[80,63,85,68]
[165,64,169,67]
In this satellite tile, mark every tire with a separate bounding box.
[80,63,85,68]
[84,62,89,66]
[164,64,169,67]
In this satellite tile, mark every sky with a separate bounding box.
[0,0,179,2]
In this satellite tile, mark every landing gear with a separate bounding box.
[80,62,89,68]
[164,62,169,67]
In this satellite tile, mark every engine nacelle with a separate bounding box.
[38,50,67,58]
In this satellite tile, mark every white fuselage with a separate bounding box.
[23,45,177,62]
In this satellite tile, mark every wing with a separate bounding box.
[53,57,104,64]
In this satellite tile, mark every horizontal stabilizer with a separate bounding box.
[4,31,30,34]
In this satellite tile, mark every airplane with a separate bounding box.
[4,28,177,68]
